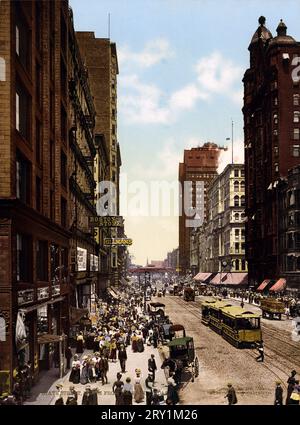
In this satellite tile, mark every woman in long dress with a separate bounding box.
[131,333,138,352]
[109,339,117,362]
[122,377,133,405]
[69,354,81,384]
[80,358,90,385]
[134,369,144,403]
[112,373,124,405]
[76,332,85,354]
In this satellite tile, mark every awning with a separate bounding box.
[221,273,248,286]
[69,306,89,325]
[269,278,287,293]
[107,288,118,300]
[256,279,271,292]
[193,272,212,282]
[38,334,66,344]
[210,273,225,285]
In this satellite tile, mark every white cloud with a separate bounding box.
[196,51,243,103]
[169,84,209,111]
[118,38,174,69]
[218,138,244,173]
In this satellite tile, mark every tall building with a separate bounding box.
[76,32,123,289]
[243,17,300,286]
[178,143,225,274]
[0,0,74,391]
[206,164,247,274]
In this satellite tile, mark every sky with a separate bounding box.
[70,0,300,265]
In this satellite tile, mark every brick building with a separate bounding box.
[243,17,300,287]
[0,0,74,391]
[178,143,224,274]
[76,32,123,288]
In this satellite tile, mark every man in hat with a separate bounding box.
[118,344,127,373]
[145,372,154,405]
[256,341,264,362]
[225,383,237,405]
[274,381,283,405]
[286,370,297,405]
[148,354,157,382]
[66,385,78,405]
[54,384,64,405]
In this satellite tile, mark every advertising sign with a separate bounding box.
[104,238,133,246]
[77,247,87,271]
[88,216,123,227]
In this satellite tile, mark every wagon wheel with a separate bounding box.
[194,356,199,378]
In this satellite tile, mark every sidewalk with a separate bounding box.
[25,344,167,405]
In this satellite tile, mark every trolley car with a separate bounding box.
[183,287,195,302]
[201,301,262,348]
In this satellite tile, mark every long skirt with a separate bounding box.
[123,391,132,405]
[131,340,138,352]
[69,368,80,384]
[137,340,144,353]
[110,348,117,360]
[76,340,84,354]
[115,390,123,405]
[80,367,89,385]
[134,383,144,403]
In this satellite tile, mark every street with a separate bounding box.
[154,294,300,405]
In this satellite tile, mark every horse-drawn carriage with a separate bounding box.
[167,324,199,382]
[183,287,195,301]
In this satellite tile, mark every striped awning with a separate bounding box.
[193,272,212,282]
[269,278,287,293]
[220,273,248,285]
[256,279,270,292]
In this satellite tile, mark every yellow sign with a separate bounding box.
[89,216,123,227]
[104,238,133,246]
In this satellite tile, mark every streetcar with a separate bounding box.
[260,298,285,320]
[201,301,262,348]
[183,287,195,302]
[167,324,199,382]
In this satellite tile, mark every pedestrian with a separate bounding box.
[122,377,133,405]
[69,354,81,384]
[289,380,300,405]
[81,386,92,405]
[133,369,144,403]
[148,354,157,382]
[145,372,154,405]
[112,373,124,405]
[109,339,117,362]
[54,384,64,405]
[12,382,23,405]
[166,377,179,405]
[286,370,297,404]
[80,356,90,385]
[66,386,78,405]
[240,300,244,308]
[225,383,237,405]
[102,354,109,384]
[285,306,290,320]
[65,346,73,370]
[118,344,127,373]
[152,329,159,348]
[256,342,264,362]
[151,387,163,405]
[75,331,85,354]
[274,381,283,405]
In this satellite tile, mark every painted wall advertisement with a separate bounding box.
[77,247,87,271]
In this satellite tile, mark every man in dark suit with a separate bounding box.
[148,354,157,382]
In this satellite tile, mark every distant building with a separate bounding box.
[243,17,300,287]
[178,143,225,274]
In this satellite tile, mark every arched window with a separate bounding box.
[241,195,245,206]
[235,259,240,270]
[234,213,239,221]
[240,181,245,190]
[241,260,246,271]
[273,113,278,124]
[234,196,239,207]
[234,181,239,192]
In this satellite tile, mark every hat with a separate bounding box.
[291,370,297,375]
[276,381,281,385]
[56,384,63,389]
[69,385,75,390]
[227,383,232,387]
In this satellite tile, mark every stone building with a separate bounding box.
[243,17,300,287]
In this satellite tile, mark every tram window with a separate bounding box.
[236,317,259,329]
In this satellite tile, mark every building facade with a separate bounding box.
[76,32,123,289]
[243,17,300,287]
[178,143,225,275]
[279,165,300,288]
[206,164,247,274]
[0,0,74,391]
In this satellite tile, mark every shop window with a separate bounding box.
[16,233,31,282]
[16,152,31,204]
[36,240,48,281]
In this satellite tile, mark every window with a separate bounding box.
[274,97,278,106]
[234,213,239,221]
[274,163,279,173]
[61,150,67,187]
[241,195,245,206]
[294,94,300,106]
[294,111,300,123]
[240,181,245,190]
[235,243,239,253]
[61,197,67,228]
[241,169,245,177]
[50,244,60,285]
[15,15,31,71]
[16,233,31,282]
[292,145,300,157]
[61,247,68,283]
[294,129,300,140]
[234,196,239,207]
[16,83,31,141]
[36,176,41,212]
[241,259,246,271]
[36,240,48,281]
[274,146,279,157]
[235,229,239,239]
[241,243,245,251]
[112,124,116,135]
[273,129,278,136]
[273,113,278,124]
[241,229,245,239]
[234,181,239,192]
[16,152,31,204]
[234,170,239,177]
